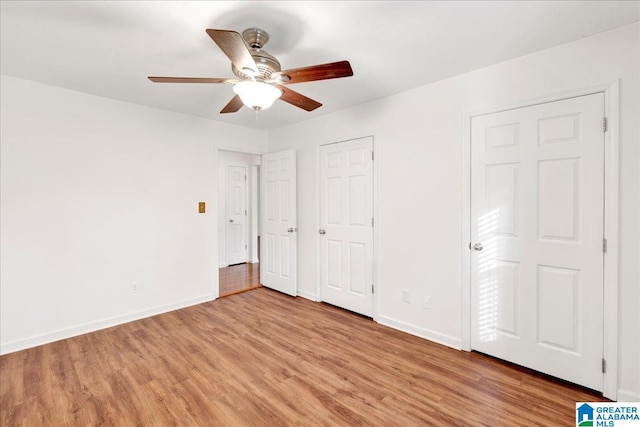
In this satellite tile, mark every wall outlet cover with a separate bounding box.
[423,296,431,309]
[402,289,411,304]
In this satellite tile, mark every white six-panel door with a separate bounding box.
[470,93,605,391]
[319,137,374,317]
[227,165,248,265]
[261,150,297,296]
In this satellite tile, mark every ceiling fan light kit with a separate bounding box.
[148,27,353,116]
[233,81,282,111]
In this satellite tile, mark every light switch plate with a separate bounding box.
[198,202,206,213]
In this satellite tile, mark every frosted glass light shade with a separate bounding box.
[233,82,282,110]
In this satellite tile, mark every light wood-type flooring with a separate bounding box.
[0,287,606,426]
[219,262,261,298]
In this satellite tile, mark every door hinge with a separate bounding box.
[245,244,247,249]
[371,151,374,161]
[371,218,374,227]
[602,358,606,373]
[245,209,247,215]
[603,238,608,253]
[603,117,608,132]
[245,175,247,181]
[371,284,374,294]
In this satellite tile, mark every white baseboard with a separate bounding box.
[250,258,259,264]
[376,314,462,350]
[0,294,217,355]
[617,389,640,402]
[296,289,318,301]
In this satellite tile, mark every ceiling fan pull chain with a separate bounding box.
[255,110,260,126]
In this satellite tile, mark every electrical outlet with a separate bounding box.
[402,289,411,304]
[423,296,431,309]
[132,281,140,294]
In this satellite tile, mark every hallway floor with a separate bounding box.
[219,263,261,297]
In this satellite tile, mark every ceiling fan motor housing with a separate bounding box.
[232,28,281,80]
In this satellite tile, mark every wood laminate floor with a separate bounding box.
[219,263,261,298]
[0,287,606,426]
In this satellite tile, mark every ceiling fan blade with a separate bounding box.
[272,61,353,84]
[220,95,244,114]
[277,86,322,111]
[206,29,259,76]
[148,77,231,84]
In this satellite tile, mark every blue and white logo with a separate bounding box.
[577,403,595,426]
[576,402,640,427]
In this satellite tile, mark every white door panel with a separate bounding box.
[227,165,247,265]
[470,93,604,391]
[320,137,374,317]
[261,150,297,296]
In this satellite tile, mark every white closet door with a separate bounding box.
[470,93,605,391]
[319,137,374,317]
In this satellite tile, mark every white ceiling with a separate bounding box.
[1,1,638,130]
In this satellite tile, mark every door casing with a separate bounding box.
[461,81,620,400]
[214,147,264,297]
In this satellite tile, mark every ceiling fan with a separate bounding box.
[148,28,354,114]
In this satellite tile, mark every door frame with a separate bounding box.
[214,147,264,297]
[461,81,620,400]
[314,135,378,320]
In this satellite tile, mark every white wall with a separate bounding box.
[0,75,267,354]
[217,150,261,267]
[268,24,639,400]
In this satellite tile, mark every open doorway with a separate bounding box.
[218,150,261,297]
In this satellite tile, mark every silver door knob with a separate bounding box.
[229,219,234,223]
[473,243,483,251]
[319,229,326,235]
[287,228,294,233]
